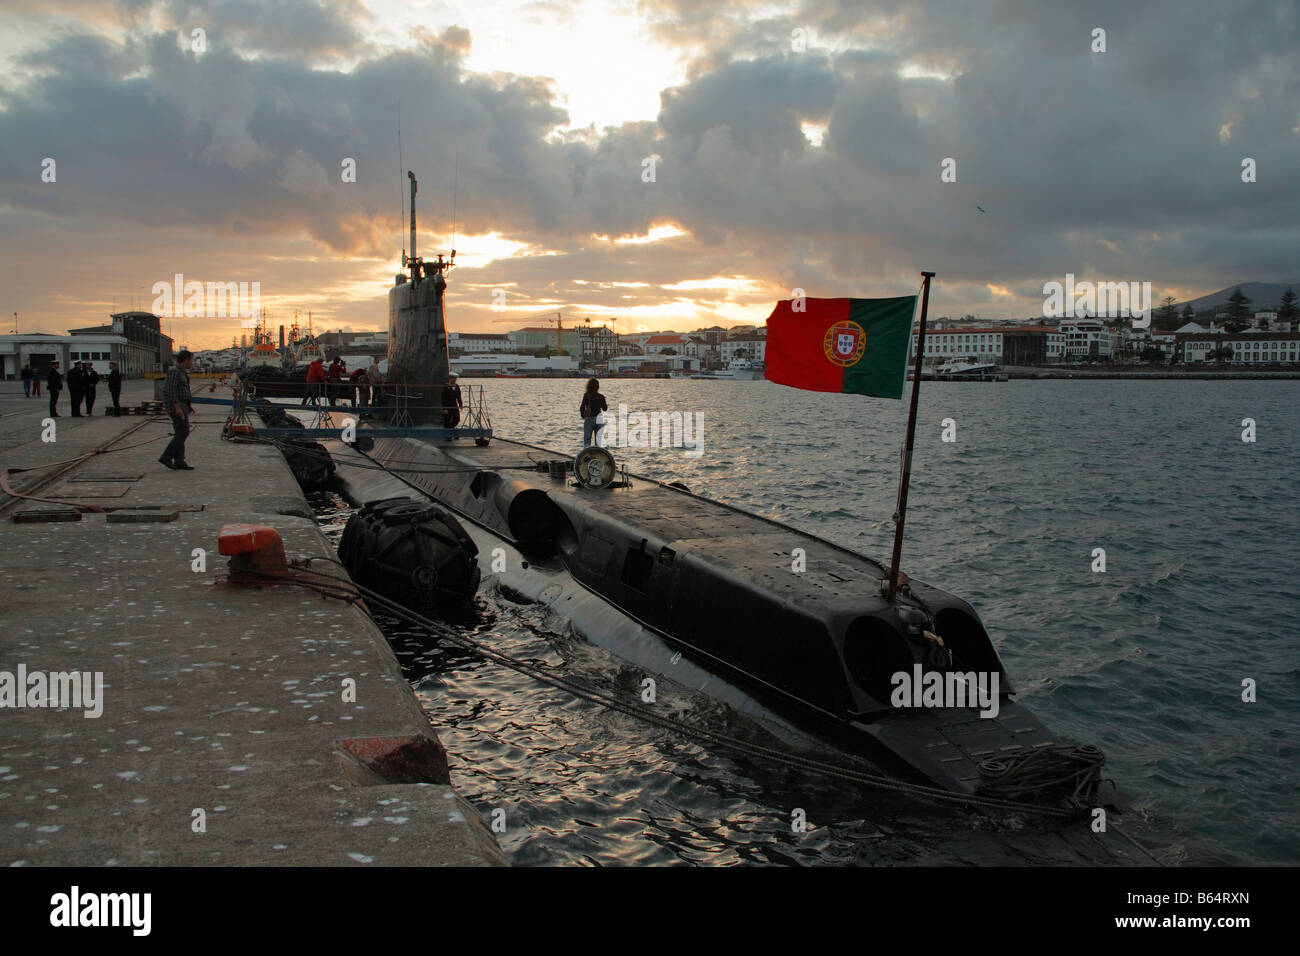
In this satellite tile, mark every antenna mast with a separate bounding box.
[397,101,405,264]
[407,171,420,281]
[451,149,459,258]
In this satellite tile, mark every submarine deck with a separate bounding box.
[380,434,897,613]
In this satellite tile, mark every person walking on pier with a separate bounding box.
[31,366,41,398]
[83,363,100,415]
[107,362,123,416]
[441,374,463,431]
[20,364,31,398]
[303,357,326,406]
[159,351,195,470]
[46,361,61,417]
[580,377,607,447]
[67,362,85,416]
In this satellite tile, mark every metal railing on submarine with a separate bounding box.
[200,380,494,445]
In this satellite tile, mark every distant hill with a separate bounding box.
[1180,282,1300,313]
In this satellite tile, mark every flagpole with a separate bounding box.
[885,270,934,601]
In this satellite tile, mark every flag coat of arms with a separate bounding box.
[763,296,918,399]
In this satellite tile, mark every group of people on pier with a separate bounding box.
[21,361,124,418]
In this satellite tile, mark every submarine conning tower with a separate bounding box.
[386,170,453,425]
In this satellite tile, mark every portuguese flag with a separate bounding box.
[764,296,917,399]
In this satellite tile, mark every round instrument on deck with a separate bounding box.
[573,446,616,489]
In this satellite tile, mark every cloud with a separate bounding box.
[1,0,1297,348]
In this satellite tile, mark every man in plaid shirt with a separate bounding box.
[159,350,196,470]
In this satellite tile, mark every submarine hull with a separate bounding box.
[326,427,1097,805]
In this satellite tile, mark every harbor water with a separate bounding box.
[313,378,1299,865]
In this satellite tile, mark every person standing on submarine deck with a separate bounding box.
[581,377,607,447]
[441,374,462,431]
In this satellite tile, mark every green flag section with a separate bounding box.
[763,295,917,399]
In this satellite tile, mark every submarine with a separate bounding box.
[317,172,1109,811]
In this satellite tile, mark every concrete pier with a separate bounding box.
[0,379,505,866]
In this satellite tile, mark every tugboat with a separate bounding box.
[293,313,326,368]
[323,171,1110,812]
[245,311,281,368]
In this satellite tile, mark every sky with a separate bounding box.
[0,0,1296,350]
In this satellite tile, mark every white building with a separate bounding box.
[910,326,1068,365]
[606,353,700,372]
[1059,320,1121,359]
[1173,321,1218,335]
[1,332,142,379]
[720,333,767,363]
[1228,333,1299,364]
[914,327,1004,362]
[1177,332,1300,364]
[449,332,515,352]
[451,353,579,374]
[643,334,692,355]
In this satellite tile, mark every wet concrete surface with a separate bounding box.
[0,379,505,866]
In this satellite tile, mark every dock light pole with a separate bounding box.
[11,312,15,334]
[885,271,935,602]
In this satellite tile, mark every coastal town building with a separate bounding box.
[687,336,712,361]
[909,326,1066,365]
[913,327,1005,363]
[719,332,767,363]
[1002,326,1068,364]
[2,312,173,379]
[577,325,619,361]
[316,330,389,349]
[1059,320,1121,359]
[506,326,551,351]
[448,332,513,353]
[642,333,692,355]
[451,353,580,374]
[70,311,174,375]
[690,326,729,353]
[1175,332,1300,364]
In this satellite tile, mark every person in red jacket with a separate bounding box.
[326,356,345,406]
[302,358,327,406]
